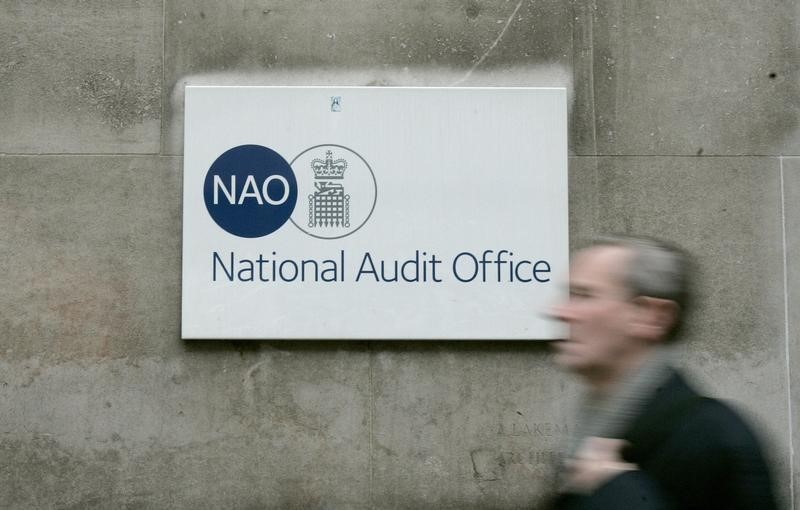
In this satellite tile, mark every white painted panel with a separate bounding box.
[182,86,568,339]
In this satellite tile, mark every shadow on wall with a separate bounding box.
[181,339,557,357]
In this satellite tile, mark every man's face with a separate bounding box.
[551,246,642,378]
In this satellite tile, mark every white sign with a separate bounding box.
[182,86,568,339]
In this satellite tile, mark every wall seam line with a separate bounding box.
[780,155,795,510]
[160,0,166,157]
[588,154,793,158]
[0,153,166,157]
[588,0,598,156]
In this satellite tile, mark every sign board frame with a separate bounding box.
[182,86,568,340]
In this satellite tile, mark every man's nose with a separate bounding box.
[548,302,573,323]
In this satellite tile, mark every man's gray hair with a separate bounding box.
[595,235,692,341]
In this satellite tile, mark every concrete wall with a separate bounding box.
[1,1,797,508]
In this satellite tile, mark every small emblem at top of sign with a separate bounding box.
[331,96,341,112]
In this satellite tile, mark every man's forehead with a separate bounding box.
[570,245,631,286]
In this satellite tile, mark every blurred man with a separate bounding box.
[548,236,777,509]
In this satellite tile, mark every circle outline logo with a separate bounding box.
[289,143,377,240]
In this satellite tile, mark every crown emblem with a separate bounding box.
[311,150,347,179]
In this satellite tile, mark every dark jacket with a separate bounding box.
[552,370,778,510]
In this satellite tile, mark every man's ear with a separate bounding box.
[630,296,679,343]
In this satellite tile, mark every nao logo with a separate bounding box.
[204,144,377,239]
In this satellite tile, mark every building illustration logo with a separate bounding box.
[290,144,377,239]
[309,150,349,228]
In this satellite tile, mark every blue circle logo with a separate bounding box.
[204,145,298,238]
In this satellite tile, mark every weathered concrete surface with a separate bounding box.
[0,350,371,509]
[595,156,790,504]
[0,1,162,154]
[162,0,583,155]
[595,157,785,362]
[568,157,598,250]
[571,2,599,156]
[0,156,182,361]
[785,157,800,501]
[590,1,800,155]
[370,344,577,509]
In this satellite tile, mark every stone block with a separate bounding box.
[596,156,790,504]
[370,343,578,508]
[0,347,371,508]
[162,0,578,154]
[0,1,162,154]
[0,155,182,361]
[590,1,799,155]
